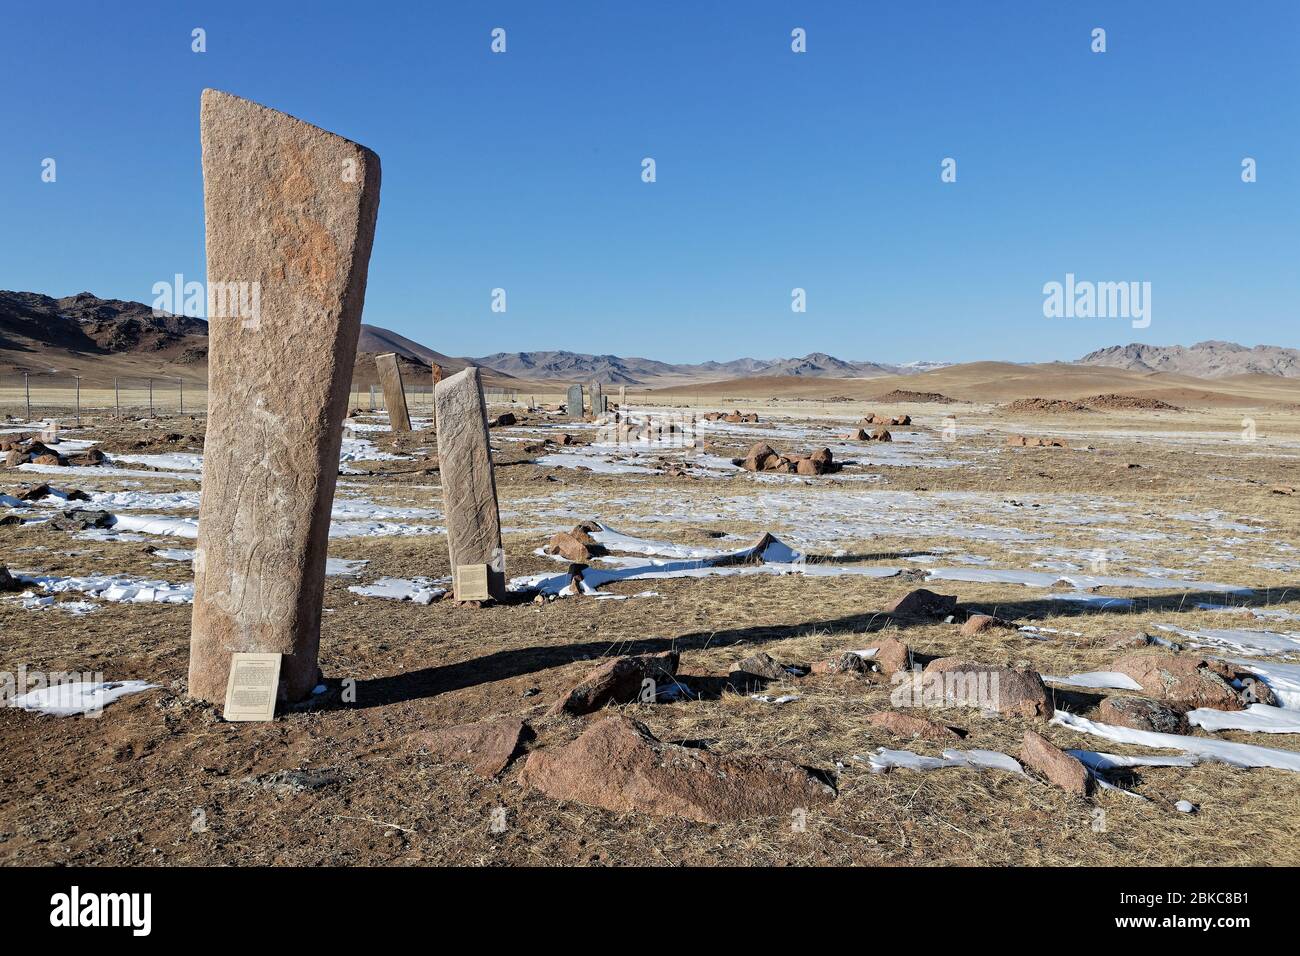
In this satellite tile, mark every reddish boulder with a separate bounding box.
[867,710,962,742]
[742,442,777,471]
[519,715,836,822]
[421,716,529,778]
[960,613,1017,636]
[1020,730,1092,796]
[549,651,679,715]
[66,448,105,466]
[544,527,607,563]
[921,658,1053,717]
[1111,652,1244,711]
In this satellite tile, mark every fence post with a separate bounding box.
[148,378,154,418]
[114,378,120,418]
[179,378,184,415]
[24,372,30,422]
[75,376,81,426]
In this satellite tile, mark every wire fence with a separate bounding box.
[1,373,665,424]
[350,383,540,414]
[0,374,202,422]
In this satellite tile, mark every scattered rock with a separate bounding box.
[869,637,913,675]
[16,483,52,501]
[247,768,342,795]
[519,715,836,823]
[736,442,839,475]
[1020,730,1092,796]
[549,651,679,716]
[544,527,608,563]
[1097,696,1190,735]
[959,613,1018,636]
[1271,485,1296,496]
[0,566,25,592]
[488,412,517,428]
[867,710,963,741]
[885,588,957,618]
[873,389,952,403]
[810,651,872,676]
[921,658,1053,717]
[730,652,789,683]
[1111,651,1244,711]
[66,448,106,467]
[47,509,114,531]
[1109,631,1182,652]
[1006,435,1070,447]
[421,716,530,778]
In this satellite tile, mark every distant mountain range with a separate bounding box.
[1078,341,1300,379]
[472,350,948,385]
[5,291,1298,388]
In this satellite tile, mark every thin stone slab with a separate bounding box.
[590,381,604,415]
[189,88,381,704]
[375,352,412,432]
[566,384,583,421]
[430,362,442,429]
[435,367,506,601]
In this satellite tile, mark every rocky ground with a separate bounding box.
[1,397,1299,866]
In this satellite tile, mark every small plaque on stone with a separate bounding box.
[223,652,282,722]
[455,563,490,601]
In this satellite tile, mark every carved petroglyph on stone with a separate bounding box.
[189,88,381,704]
[435,367,507,601]
[376,352,412,432]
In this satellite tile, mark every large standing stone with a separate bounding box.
[375,352,412,432]
[435,367,506,601]
[189,89,381,704]
[566,384,583,421]
[590,381,604,416]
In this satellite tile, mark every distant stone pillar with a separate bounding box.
[376,352,412,431]
[566,384,583,421]
[430,362,442,428]
[188,89,381,705]
[590,381,604,416]
[435,367,507,601]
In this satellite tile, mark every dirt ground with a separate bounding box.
[2,396,1299,867]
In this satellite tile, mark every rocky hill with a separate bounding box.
[1078,341,1300,379]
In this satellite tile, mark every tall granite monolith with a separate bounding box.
[435,367,507,601]
[188,89,381,705]
[376,352,412,432]
[590,381,604,416]
[566,384,583,421]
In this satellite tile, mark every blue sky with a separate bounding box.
[2,1,1295,364]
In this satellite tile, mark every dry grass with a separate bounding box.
[1,401,1299,866]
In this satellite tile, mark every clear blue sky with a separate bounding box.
[2,1,1295,364]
